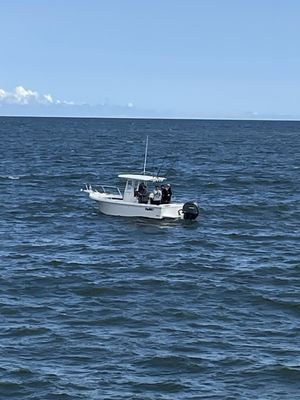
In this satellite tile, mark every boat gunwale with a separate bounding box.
[97,197,184,209]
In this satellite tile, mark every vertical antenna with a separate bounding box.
[143,135,149,175]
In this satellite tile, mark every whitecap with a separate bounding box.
[0,175,20,180]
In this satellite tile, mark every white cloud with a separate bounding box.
[0,86,61,105]
[43,94,54,104]
[61,100,75,105]
[0,85,148,117]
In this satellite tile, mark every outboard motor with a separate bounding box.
[182,201,199,220]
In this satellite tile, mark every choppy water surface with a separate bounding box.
[1,117,300,399]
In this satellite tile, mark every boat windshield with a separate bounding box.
[94,185,122,197]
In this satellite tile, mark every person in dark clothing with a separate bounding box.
[161,183,172,204]
[165,184,172,203]
[161,185,167,204]
[137,182,149,204]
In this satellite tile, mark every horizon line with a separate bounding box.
[0,114,300,123]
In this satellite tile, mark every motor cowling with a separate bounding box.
[182,201,199,220]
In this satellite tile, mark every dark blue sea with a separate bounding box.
[1,116,300,399]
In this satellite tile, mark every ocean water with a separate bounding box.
[0,116,299,399]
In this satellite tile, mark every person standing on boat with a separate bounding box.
[151,185,162,205]
[161,183,172,204]
[137,182,149,204]
[165,184,172,203]
[161,185,166,203]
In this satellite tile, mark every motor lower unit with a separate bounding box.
[182,202,199,220]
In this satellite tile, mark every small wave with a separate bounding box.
[130,380,188,392]
[9,367,35,377]
[253,293,300,313]
[0,381,21,391]
[262,364,300,382]
[3,326,50,338]
[137,355,204,373]
[0,175,20,180]
[75,286,123,296]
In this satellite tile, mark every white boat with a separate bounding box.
[82,138,199,220]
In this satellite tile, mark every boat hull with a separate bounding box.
[98,199,184,219]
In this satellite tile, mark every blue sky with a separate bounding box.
[1,0,300,118]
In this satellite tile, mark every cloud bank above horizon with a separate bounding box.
[0,86,142,117]
[0,86,75,106]
[0,86,299,121]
